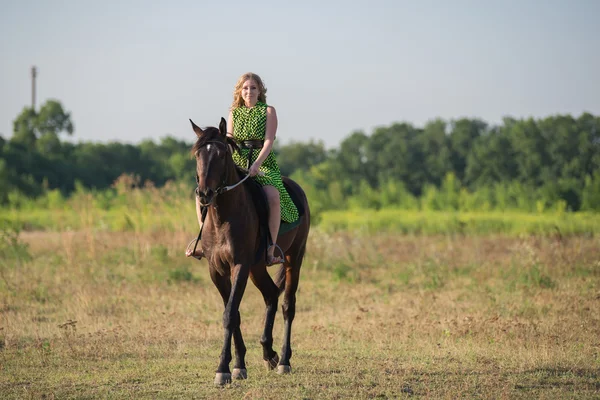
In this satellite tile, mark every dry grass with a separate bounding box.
[1,228,599,399]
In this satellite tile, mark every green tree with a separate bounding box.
[581,172,600,211]
[576,113,600,178]
[365,123,422,195]
[417,119,452,187]
[10,107,38,147]
[448,118,486,183]
[274,140,328,177]
[465,127,517,188]
[506,118,549,186]
[36,100,74,137]
[11,100,74,150]
[329,131,370,196]
[0,158,9,203]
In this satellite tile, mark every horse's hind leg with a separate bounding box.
[210,266,249,385]
[278,250,304,374]
[250,268,280,370]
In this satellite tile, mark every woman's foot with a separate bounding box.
[186,248,204,260]
[266,244,284,266]
[266,254,283,266]
[186,238,204,260]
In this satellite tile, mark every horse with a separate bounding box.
[189,117,310,385]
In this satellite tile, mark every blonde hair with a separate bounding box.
[231,72,267,109]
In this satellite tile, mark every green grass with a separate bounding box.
[1,227,599,398]
[2,184,599,237]
[319,209,600,236]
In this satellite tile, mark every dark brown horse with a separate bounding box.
[189,118,310,385]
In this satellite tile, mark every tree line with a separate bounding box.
[1,100,599,212]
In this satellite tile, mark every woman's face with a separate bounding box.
[241,79,260,106]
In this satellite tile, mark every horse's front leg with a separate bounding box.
[231,309,248,380]
[211,264,250,385]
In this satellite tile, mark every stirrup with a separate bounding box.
[185,238,204,260]
[266,244,284,266]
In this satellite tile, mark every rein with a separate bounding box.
[196,139,264,206]
[212,140,264,196]
[189,138,264,257]
[196,172,254,207]
[216,172,253,196]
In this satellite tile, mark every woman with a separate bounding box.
[186,72,299,265]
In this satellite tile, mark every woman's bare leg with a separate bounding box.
[263,185,282,265]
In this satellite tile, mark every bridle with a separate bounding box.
[195,139,253,207]
[189,136,271,263]
[189,138,258,258]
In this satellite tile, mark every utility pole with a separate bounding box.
[31,66,37,111]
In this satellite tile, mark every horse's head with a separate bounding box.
[190,118,239,206]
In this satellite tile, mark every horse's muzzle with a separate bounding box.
[196,187,215,206]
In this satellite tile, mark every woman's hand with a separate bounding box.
[249,162,261,177]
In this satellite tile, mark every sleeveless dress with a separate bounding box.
[231,102,299,223]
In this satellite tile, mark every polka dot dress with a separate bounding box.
[231,102,299,223]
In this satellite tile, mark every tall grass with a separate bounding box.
[319,209,600,236]
[1,174,598,237]
[0,176,198,233]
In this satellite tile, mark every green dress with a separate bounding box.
[231,102,299,223]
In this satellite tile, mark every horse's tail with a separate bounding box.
[274,176,310,296]
[274,264,286,294]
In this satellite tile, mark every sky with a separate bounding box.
[1,0,599,148]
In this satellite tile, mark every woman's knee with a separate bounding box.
[264,187,280,206]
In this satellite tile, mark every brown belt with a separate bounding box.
[241,140,264,149]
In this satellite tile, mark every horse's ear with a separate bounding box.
[190,119,203,137]
[218,117,227,136]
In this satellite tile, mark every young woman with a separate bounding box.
[186,72,299,265]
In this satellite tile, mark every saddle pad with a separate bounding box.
[240,168,304,235]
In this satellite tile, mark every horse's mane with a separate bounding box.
[191,126,245,180]
[191,126,240,157]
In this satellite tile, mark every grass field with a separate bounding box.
[318,209,600,237]
[1,223,599,398]
[2,179,600,237]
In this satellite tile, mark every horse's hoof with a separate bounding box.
[277,364,292,374]
[214,372,232,386]
[264,354,279,370]
[232,368,247,380]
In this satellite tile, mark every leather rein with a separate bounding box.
[190,139,264,256]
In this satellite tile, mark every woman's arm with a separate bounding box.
[249,106,277,176]
[226,110,234,139]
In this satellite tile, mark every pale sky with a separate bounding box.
[1,0,599,148]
